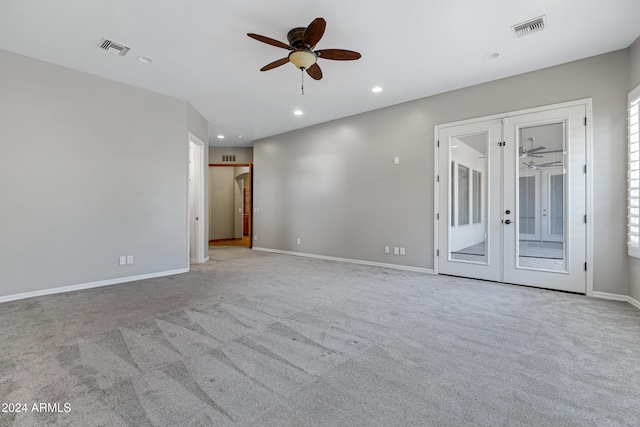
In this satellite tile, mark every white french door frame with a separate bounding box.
[433,99,594,296]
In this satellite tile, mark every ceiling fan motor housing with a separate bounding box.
[287,27,309,48]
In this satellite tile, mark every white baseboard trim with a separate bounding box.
[592,291,640,309]
[252,247,435,274]
[0,268,190,304]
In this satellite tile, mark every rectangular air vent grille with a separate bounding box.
[222,155,236,162]
[98,38,131,56]
[512,16,546,38]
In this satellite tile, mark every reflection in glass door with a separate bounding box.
[517,123,566,271]
[450,134,488,263]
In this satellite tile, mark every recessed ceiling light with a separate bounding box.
[137,56,154,64]
[217,134,225,139]
[237,135,243,139]
[484,52,500,60]
[372,86,383,93]
[294,110,303,116]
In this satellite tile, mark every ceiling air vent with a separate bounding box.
[511,16,546,38]
[98,38,131,56]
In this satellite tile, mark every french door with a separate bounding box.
[436,104,587,293]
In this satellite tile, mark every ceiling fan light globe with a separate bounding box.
[289,50,317,70]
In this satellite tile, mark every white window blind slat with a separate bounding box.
[629,85,640,258]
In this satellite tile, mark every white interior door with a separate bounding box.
[437,119,503,282]
[437,104,587,293]
[502,106,586,292]
[188,134,206,264]
[189,142,197,261]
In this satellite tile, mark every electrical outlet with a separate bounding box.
[119,256,126,266]
[393,247,399,255]
[384,246,390,254]
[254,235,258,241]
[400,247,406,255]
[296,238,301,245]
[394,156,400,164]
[127,255,134,264]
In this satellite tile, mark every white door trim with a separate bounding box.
[188,132,207,264]
[434,98,593,295]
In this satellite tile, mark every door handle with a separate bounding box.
[504,219,514,225]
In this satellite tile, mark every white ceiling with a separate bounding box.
[1,1,639,147]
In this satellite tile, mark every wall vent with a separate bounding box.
[98,38,131,56]
[222,155,236,162]
[511,16,546,38]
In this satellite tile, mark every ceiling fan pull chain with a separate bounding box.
[301,68,304,95]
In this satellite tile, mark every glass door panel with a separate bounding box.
[450,134,488,264]
[516,123,566,271]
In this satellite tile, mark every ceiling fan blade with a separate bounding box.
[302,18,326,48]
[539,161,563,167]
[247,33,292,50]
[526,145,548,154]
[533,149,564,155]
[316,49,362,61]
[260,57,290,71]
[306,63,323,80]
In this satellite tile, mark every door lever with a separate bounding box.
[504,219,514,225]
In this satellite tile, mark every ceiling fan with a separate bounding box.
[247,17,361,90]
[519,146,565,158]
[519,145,550,158]
[522,160,563,169]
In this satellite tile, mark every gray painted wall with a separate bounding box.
[0,49,193,299]
[629,36,640,301]
[630,35,640,89]
[254,49,631,296]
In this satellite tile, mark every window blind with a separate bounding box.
[629,85,640,258]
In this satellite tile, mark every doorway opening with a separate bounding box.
[188,133,207,264]
[208,163,253,248]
